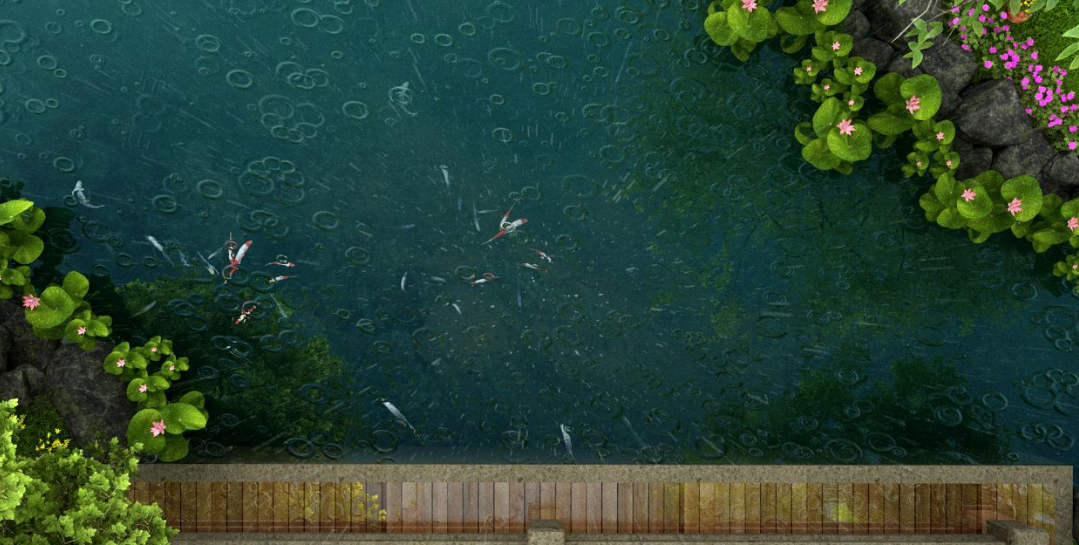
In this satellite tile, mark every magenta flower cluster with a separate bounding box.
[947,2,1079,153]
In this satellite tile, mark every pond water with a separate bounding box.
[2,0,1077,476]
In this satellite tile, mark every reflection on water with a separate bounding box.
[1,0,1076,478]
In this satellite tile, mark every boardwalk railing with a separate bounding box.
[128,464,1073,545]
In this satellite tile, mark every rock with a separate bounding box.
[887,54,924,80]
[45,342,133,449]
[0,365,44,405]
[1041,152,1079,199]
[863,0,940,43]
[843,10,870,40]
[852,38,894,73]
[938,91,960,119]
[952,136,993,180]
[0,324,11,374]
[991,131,1055,180]
[0,300,58,373]
[952,80,1034,147]
[919,38,976,97]
[852,0,867,11]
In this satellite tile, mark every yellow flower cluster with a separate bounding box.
[36,428,70,453]
[16,414,26,429]
[1020,0,1033,13]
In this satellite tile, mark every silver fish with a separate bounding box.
[451,302,462,315]
[400,272,408,292]
[130,301,157,318]
[439,165,451,189]
[178,249,190,267]
[145,236,174,264]
[384,401,416,433]
[269,294,287,319]
[71,181,105,209]
[560,424,575,460]
[196,251,218,276]
[472,201,481,232]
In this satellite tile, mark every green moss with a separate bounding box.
[12,397,70,457]
[1018,5,1079,90]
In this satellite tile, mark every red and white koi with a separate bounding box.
[268,275,297,284]
[267,255,295,267]
[521,262,543,272]
[235,301,256,325]
[222,233,252,282]
[471,272,499,285]
[529,248,553,263]
[482,205,528,244]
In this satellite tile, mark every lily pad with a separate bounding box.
[1000,175,1043,222]
[813,97,841,137]
[956,183,992,219]
[802,137,841,170]
[826,121,872,161]
[159,435,190,463]
[0,200,33,226]
[126,409,166,453]
[62,271,90,301]
[899,74,942,120]
[25,286,76,329]
[161,402,208,432]
[705,12,737,46]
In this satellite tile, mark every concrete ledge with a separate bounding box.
[170,533,1005,545]
[529,520,565,545]
[987,520,1050,545]
[171,534,525,544]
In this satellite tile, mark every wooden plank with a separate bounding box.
[618,483,634,534]
[883,483,899,534]
[464,482,480,533]
[980,484,997,532]
[319,482,336,533]
[257,482,274,532]
[586,483,601,534]
[730,483,746,534]
[509,482,526,533]
[915,484,930,534]
[493,483,509,533]
[946,483,963,533]
[338,481,352,533]
[601,482,617,534]
[198,483,215,533]
[571,483,586,534]
[180,482,196,533]
[852,484,868,534]
[387,482,403,533]
[806,483,822,534]
[135,481,149,505]
[868,484,884,535]
[930,483,946,534]
[303,482,318,533]
[556,483,571,530]
[226,482,242,533]
[287,482,303,532]
[163,482,181,531]
[349,483,366,533]
[1027,484,1044,535]
[649,483,664,533]
[633,483,649,533]
[150,482,165,510]
[761,483,776,534]
[1042,484,1056,545]
[446,482,463,533]
[210,483,227,533]
[700,483,716,534]
[366,482,384,533]
[777,483,792,534]
[480,482,495,533]
[416,482,431,533]
[539,483,555,521]
[962,484,979,533]
[242,482,258,533]
[663,483,680,534]
[716,483,730,533]
[900,484,915,534]
[1014,484,1029,526]
[837,484,853,534]
[745,483,760,534]
[821,483,837,534]
[525,482,540,529]
[401,482,416,533]
[431,482,448,533]
[791,483,807,534]
[998,484,1015,522]
[683,483,700,534]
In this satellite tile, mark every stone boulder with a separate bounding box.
[45,342,132,449]
[919,38,976,98]
[0,365,44,405]
[0,300,58,373]
[1041,152,1079,200]
[887,55,924,80]
[864,0,940,43]
[991,131,1055,181]
[952,136,993,180]
[952,80,1034,148]
[938,91,960,119]
[0,324,11,374]
[843,10,871,41]
[852,38,894,74]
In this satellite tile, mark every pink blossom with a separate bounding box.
[854,66,863,76]
[116,358,126,368]
[936,131,945,141]
[151,346,157,353]
[168,364,176,372]
[139,384,148,393]
[1068,217,1079,231]
[962,188,977,203]
[150,420,167,437]
[836,118,856,136]
[946,159,953,167]
[77,326,86,335]
[848,99,855,106]
[1070,141,1078,151]
[742,0,758,11]
[831,40,840,51]
[1008,197,1023,217]
[906,95,921,115]
[984,60,993,69]
[22,294,41,310]
[812,0,828,13]
[824,84,831,91]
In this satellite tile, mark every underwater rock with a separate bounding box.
[45,342,132,449]
[0,300,59,373]
[951,136,993,180]
[864,0,939,44]
[843,10,871,41]
[886,55,925,80]
[919,38,976,99]
[0,365,42,405]
[852,38,895,74]
[992,131,1055,181]
[952,80,1034,148]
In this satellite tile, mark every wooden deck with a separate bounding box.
[127,465,1072,545]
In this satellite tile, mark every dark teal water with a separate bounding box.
[1,0,1077,476]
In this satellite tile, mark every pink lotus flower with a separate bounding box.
[961,188,977,202]
[812,0,828,13]
[168,364,176,372]
[22,294,41,310]
[150,420,166,437]
[1008,197,1023,216]
[848,99,856,106]
[836,118,856,136]
[946,159,953,167]
[77,326,86,335]
[742,0,757,11]
[916,161,923,168]
[831,41,840,51]
[824,84,831,91]
[116,358,126,368]
[854,66,863,76]
[139,384,148,393]
[151,347,157,353]
[1068,216,1079,231]
[936,131,945,141]
[805,65,813,73]
[906,95,921,115]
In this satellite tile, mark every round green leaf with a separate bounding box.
[0,200,33,226]
[62,271,90,301]
[866,111,915,136]
[9,207,45,233]
[179,390,206,410]
[813,97,842,137]
[936,206,967,229]
[814,0,851,25]
[933,120,956,145]
[1001,175,1043,222]
[727,3,773,42]
[775,6,823,35]
[956,183,992,219]
[849,57,876,84]
[159,435,190,463]
[86,318,109,337]
[826,122,872,161]
[919,191,946,221]
[25,286,76,329]
[873,73,904,104]
[1060,198,1079,221]
[9,232,43,265]
[127,379,148,402]
[704,12,737,46]
[148,375,171,390]
[1030,227,1071,252]
[802,137,841,170]
[899,74,942,120]
[161,402,208,432]
[127,409,166,453]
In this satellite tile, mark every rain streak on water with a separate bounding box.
[0,0,1077,477]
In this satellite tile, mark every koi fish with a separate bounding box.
[483,206,528,245]
[268,275,296,284]
[222,234,252,281]
[521,263,542,272]
[235,301,256,325]
[400,272,408,291]
[439,165,450,190]
[472,201,481,232]
[560,424,575,460]
[451,302,462,315]
[71,181,105,209]
[145,236,174,265]
[530,248,553,263]
[383,401,416,433]
[196,251,218,276]
[471,273,499,285]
